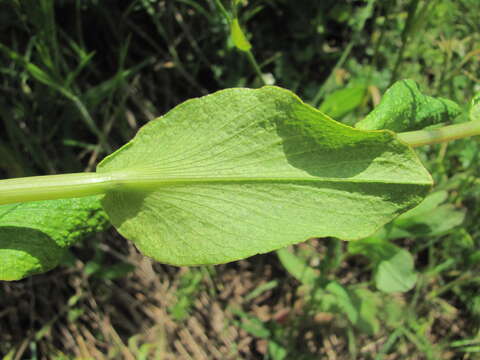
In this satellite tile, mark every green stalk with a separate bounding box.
[1,121,480,206]
[0,172,112,205]
[245,50,266,86]
[390,0,420,85]
[397,120,480,147]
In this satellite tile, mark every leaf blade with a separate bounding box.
[355,79,462,132]
[97,86,432,265]
[0,196,108,280]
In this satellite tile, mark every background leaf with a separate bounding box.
[375,248,417,293]
[355,79,462,131]
[388,190,465,239]
[0,196,108,280]
[97,86,432,265]
[230,18,252,52]
[349,236,418,293]
[318,82,367,119]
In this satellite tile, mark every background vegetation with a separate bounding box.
[0,0,479,358]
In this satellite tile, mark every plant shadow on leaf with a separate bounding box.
[275,99,392,177]
[0,227,65,281]
[98,87,431,266]
[355,79,462,132]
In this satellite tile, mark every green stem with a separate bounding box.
[397,120,480,147]
[390,0,420,85]
[213,0,231,23]
[2,120,480,206]
[312,41,354,106]
[245,50,266,85]
[0,172,112,205]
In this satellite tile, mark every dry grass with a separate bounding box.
[1,233,477,359]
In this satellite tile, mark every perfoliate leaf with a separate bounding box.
[97,86,432,266]
[355,79,462,132]
[0,196,108,281]
[230,18,251,52]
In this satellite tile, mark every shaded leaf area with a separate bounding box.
[0,196,108,280]
[97,86,432,266]
[355,79,462,132]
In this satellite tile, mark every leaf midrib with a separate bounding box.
[105,172,432,188]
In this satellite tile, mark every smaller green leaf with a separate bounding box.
[348,237,417,293]
[231,308,271,339]
[325,281,358,323]
[351,288,381,335]
[276,248,317,286]
[168,269,204,321]
[319,83,367,119]
[268,341,288,360]
[375,249,417,293]
[348,236,392,263]
[389,191,465,239]
[355,79,462,132]
[230,18,252,52]
[395,190,448,221]
[0,196,108,280]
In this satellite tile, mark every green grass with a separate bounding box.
[1,0,479,358]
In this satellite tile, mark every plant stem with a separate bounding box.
[390,0,420,85]
[0,172,112,205]
[2,120,480,206]
[397,120,480,147]
[213,0,231,23]
[246,50,266,85]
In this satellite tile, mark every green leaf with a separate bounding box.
[355,79,462,132]
[375,248,417,293]
[0,196,108,280]
[319,83,367,119]
[351,288,381,335]
[348,237,417,293]
[325,281,358,323]
[276,247,318,285]
[230,18,252,52]
[97,86,432,266]
[388,191,465,239]
[231,308,271,339]
[268,341,288,360]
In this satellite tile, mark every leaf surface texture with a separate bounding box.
[97,86,432,265]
